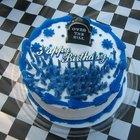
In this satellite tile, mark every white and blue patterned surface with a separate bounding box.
[0,0,140,140]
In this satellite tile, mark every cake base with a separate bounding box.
[28,77,127,128]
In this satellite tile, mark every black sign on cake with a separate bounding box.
[66,14,92,46]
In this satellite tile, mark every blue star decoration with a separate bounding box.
[22,47,117,101]
[92,27,97,35]
[31,43,42,53]
[102,39,113,50]
[43,28,55,37]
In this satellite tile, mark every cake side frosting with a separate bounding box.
[19,15,127,124]
[28,77,126,124]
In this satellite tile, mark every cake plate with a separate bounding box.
[11,52,138,137]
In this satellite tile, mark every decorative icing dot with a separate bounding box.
[107,75,111,79]
[102,39,113,50]
[49,44,52,47]
[99,34,102,37]
[91,39,94,42]
[61,34,65,38]
[41,39,44,42]
[58,26,61,29]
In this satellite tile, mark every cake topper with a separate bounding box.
[66,14,92,46]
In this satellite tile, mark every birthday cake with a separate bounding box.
[19,14,127,126]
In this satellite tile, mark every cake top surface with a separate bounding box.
[19,15,127,109]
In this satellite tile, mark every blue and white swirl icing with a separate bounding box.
[19,15,127,124]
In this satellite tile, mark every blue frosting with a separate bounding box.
[110,32,126,51]
[28,77,125,124]
[113,62,121,77]
[40,15,73,30]
[31,43,42,53]
[61,34,65,38]
[49,44,52,47]
[19,15,127,123]
[43,28,55,37]
[41,19,53,29]
[108,59,117,69]
[110,69,123,93]
[20,61,122,109]
[19,57,123,109]
[113,49,116,60]
[86,16,127,76]
[29,28,42,42]
[52,15,73,23]
[42,93,68,106]
[102,39,113,50]
[92,27,97,35]
[22,40,30,52]
[20,48,119,107]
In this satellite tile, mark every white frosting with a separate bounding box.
[29,21,121,101]
[25,19,126,121]
[31,74,125,120]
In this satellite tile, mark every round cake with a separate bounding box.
[19,14,127,126]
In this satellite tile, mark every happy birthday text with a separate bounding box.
[36,46,107,64]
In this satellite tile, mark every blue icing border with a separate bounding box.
[29,28,42,42]
[19,15,127,110]
[40,15,73,29]
[28,77,125,124]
